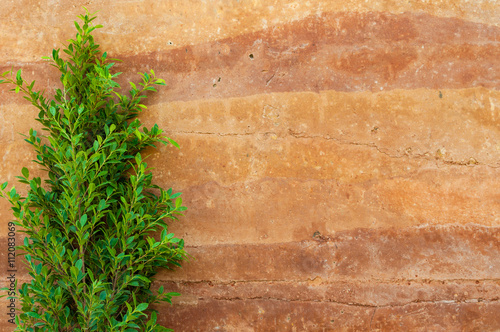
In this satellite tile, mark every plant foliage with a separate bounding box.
[0,9,186,331]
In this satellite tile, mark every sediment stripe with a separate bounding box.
[5,117,499,190]
[0,291,496,331]
[157,225,500,282]
[3,88,499,166]
[170,172,500,245]
[1,278,499,318]
[1,12,499,102]
[4,225,498,282]
[151,88,500,166]
[0,1,499,61]
[152,299,500,331]
[1,170,499,246]
[116,10,500,100]
[156,279,500,308]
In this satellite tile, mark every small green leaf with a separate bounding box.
[175,197,182,209]
[167,137,180,148]
[75,259,83,271]
[79,214,88,228]
[106,186,114,196]
[135,153,142,165]
[74,21,82,33]
[136,303,148,312]
[98,199,106,211]
[21,167,29,178]
[134,129,142,140]
[16,69,22,84]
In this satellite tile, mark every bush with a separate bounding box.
[0,9,186,331]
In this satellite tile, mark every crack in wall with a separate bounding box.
[369,308,376,330]
[286,129,500,169]
[197,296,500,308]
[173,130,255,137]
[159,277,500,285]
[170,130,500,168]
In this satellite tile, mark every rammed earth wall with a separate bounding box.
[0,1,499,331]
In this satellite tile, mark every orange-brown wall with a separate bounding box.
[1,1,499,331]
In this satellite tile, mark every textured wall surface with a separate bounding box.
[1,1,499,331]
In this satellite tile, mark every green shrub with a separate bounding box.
[0,9,186,331]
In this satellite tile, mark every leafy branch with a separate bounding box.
[0,8,186,332]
